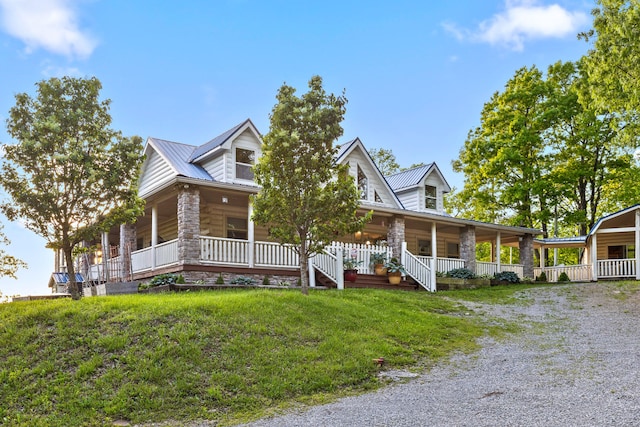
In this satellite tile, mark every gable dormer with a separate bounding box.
[190,119,262,185]
[386,163,451,214]
[336,138,403,209]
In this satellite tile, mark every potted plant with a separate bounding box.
[370,252,388,275]
[384,258,406,285]
[343,258,363,282]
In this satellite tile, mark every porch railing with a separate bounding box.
[403,251,433,291]
[597,259,636,279]
[200,236,248,265]
[534,265,592,282]
[132,247,152,272]
[477,262,524,277]
[255,242,299,267]
[415,256,465,273]
[327,242,393,275]
[311,250,343,289]
[156,239,179,267]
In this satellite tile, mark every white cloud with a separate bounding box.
[443,0,589,51]
[0,0,96,59]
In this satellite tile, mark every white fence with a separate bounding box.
[476,262,524,278]
[597,259,636,279]
[327,242,393,275]
[534,265,592,282]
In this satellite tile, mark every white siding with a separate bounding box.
[343,147,398,208]
[397,190,420,211]
[231,130,262,185]
[138,149,176,197]
[201,155,225,182]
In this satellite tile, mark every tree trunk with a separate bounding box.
[64,248,81,300]
[299,239,309,295]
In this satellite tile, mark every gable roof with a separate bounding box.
[336,137,404,209]
[189,118,259,162]
[589,204,640,235]
[385,163,451,193]
[147,137,213,181]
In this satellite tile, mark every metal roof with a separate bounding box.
[189,119,251,162]
[149,138,213,181]
[50,272,84,284]
[385,163,434,191]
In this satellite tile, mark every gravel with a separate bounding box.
[238,283,640,427]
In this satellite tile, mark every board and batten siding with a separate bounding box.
[139,149,176,197]
[345,148,396,208]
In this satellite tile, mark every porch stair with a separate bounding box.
[315,271,421,291]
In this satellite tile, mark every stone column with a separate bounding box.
[460,225,476,274]
[387,216,405,259]
[120,223,137,281]
[177,184,201,265]
[519,233,534,279]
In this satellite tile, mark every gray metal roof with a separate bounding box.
[336,138,357,160]
[189,119,250,162]
[385,163,434,191]
[149,137,213,181]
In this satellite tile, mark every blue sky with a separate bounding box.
[0,0,594,297]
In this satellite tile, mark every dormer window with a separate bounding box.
[236,148,255,180]
[357,165,368,199]
[425,185,437,210]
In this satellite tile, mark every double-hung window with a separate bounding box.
[236,148,255,180]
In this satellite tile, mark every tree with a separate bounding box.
[452,66,553,231]
[369,148,400,175]
[252,76,370,295]
[581,1,640,116]
[0,77,144,299]
[0,223,26,279]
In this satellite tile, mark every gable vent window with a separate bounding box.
[374,191,383,203]
[236,148,255,180]
[358,165,368,199]
[425,185,437,210]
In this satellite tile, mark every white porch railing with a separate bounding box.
[156,239,179,267]
[311,250,343,289]
[534,265,592,282]
[416,256,465,273]
[200,236,248,265]
[477,262,524,277]
[132,247,152,272]
[598,259,636,279]
[255,242,299,267]
[327,242,393,274]
[403,250,433,291]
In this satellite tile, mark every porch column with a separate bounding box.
[387,215,405,259]
[495,231,502,272]
[591,233,598,281]
[519,234,534,279]
[460,225,476,274]
[540,245,546,269]
[248,200,255,268]
[636,210,640,280]
[120,223,136,281]
[431,222,437,291]
[177,184,201,265]
[151,204,158,270]
[101,231,110,283]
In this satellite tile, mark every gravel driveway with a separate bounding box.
[240,283,640,427]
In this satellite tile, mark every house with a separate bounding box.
[535,204,640,282]
[52,119,542,292]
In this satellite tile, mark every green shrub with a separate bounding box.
[536,271,547,282]
[446,268,476,279]
[150,273,179,287]
[230,276,255,285]
[558,272,571,282]
[138,282,150,290]
[493,271,520,283]
[262,276,271,286]
[176,274,186,284]
[215,273,225,284]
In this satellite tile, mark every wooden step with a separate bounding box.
[315,271,422,291]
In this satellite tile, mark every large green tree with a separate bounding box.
[1,77,144,299]
[453,66,553,231]
[252,76,370,295]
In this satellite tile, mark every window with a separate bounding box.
[608,245,635,259]
[418,239,432,256]
[226,217,248,240]
[447,242,460,259]
[235,148,255,180]
[425,185,437,210]
[358,165,368,199]
[374,191,383,203]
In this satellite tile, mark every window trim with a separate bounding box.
[425,185,437,210]
[235,147,255,181]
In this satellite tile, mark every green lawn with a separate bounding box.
[0,286,536,426]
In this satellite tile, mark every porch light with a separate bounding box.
[355,231,362,240]
[222,196,229,204]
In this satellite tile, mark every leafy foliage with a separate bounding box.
[369,148,400,175]
[230,276,255,285]
[0,224,26,279]
[558,272,571,282]
[493,271,520,284]
[536,271,548,282]
[0,77,144,298]
[252,76,370,294]
[446,268,476,279]
[149,273,183,287]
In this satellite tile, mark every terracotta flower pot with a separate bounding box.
[387,271,402,285]
[374,264,387,276]
[344,269,358,282]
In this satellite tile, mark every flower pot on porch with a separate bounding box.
[344,269,358,283]
[387,271,402,285]
[374,264,387,276]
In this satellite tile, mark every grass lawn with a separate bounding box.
[0,285,540,426]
